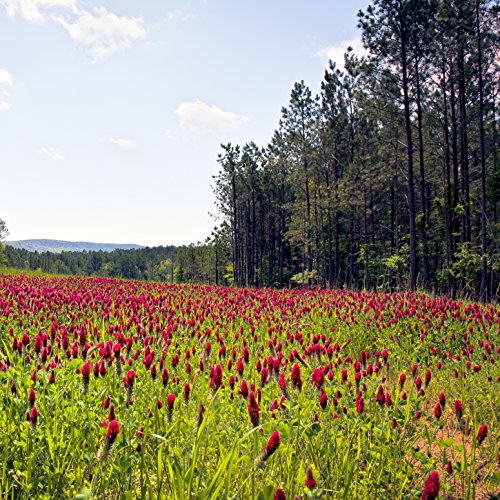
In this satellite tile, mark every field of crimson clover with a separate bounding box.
[0,273,499,499]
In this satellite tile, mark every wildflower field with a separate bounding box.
[0,273,499,499]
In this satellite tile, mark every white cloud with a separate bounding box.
[109,137,137,150]
[0,68,13,86]
[0,0,77,23]
[164,129,173,139]
[0,99,12,111]
[315,37,367,69]
[38,147,64,160]
[0,68,13,111]
[0,1,145,62]
[55,7,146,63]
[167,9,193,22]
[175,99,249,135]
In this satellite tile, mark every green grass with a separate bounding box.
[0,272,498,499]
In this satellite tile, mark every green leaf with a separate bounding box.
[305,423,321,437]
[75,488,93,500]
[436,439,455,449]
[257,484,275,500]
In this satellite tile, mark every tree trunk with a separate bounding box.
[457,46,471,243]
[415,58,430,288]
[401,27,418,290]
[442,59,454,295]
[475,0,488,302]
[325,166,334,286]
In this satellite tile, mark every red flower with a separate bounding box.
[446,460,453,474]
[112,343,121,358]
[124,369,136,387]
[291,364,302,390]
[262,430,281,460]
[305,466,317,489]
[260,367,269,387]
[454,399,463,420]
[320,392,328,410]
[376,385,385,406]
[311,368,325,389]
[439,391,446,408]
[99,419,120,461]
[248,391,260,427]
[356,396,364,414]
[28,388,36,406]
[237,358,245,375]
[123,369,136,404]
[30,406,39,426]
[161,368,169,387]
[211,364,223,390]
[108,403,116,421]
[274,488,286,500]
[106,420,120,445]
[278,372,287,394]
[385,391,393,407]
[81,362,91,383]
[433,402,442,420]
[81,361,91,393]
[421,470,440,500]
[239,379,249,399]
[476,424,488,445]
[382,349,389,362]
[166,394,176,410]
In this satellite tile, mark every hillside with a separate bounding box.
[4,239,144,253]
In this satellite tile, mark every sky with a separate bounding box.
[0,0,367,247]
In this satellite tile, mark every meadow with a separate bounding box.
[0,272,498,499]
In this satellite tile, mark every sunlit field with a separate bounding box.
[0,273,498,499]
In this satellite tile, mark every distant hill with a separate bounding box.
[4,239,144,253]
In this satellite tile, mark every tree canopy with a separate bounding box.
[0,219,8,241]
[211,0,499,300]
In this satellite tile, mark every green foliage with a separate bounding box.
[0,245,7,267]
[0,218,8,241]
[3,241,226,285]
[223,263,235,285]
[154,258,174,282]
[290,269,317,286]
[208,0,499,300]
[383,254,406,272]
[449,243,499,297]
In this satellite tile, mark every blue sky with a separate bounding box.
[0,0,367,246]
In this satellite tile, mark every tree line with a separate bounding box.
[1,243,233,285]
[212,0,499,300]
